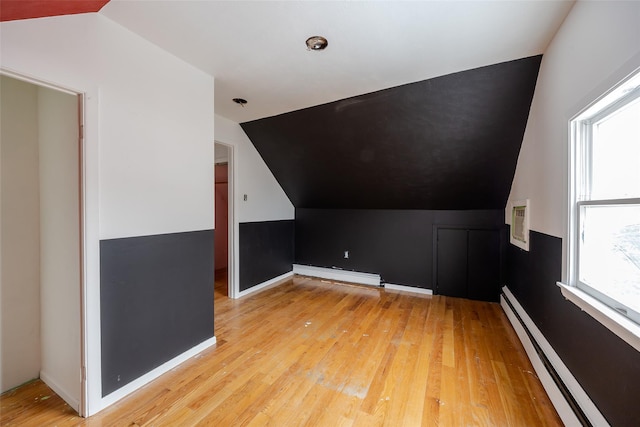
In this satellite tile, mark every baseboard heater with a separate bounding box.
[501,292,591,426]
[292,264,381,287]
[500,286,614,427]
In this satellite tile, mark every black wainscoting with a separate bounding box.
[506,230,640,426]
[100,230,214,396]
[239,220,294,291]
[295,208,503,291]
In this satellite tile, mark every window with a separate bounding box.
[568,69,640,329]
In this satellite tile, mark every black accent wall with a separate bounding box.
[100,230,214,396]
[435,227,502,301]
[506,230,640,426]
[239,220,295,292]
[296,209,504,292]
[242,56,541,211]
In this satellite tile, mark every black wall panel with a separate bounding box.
[100,230,214,396]
[239,220,294,292]
[467,229,501,301]
[295,208,503,290]
[436,228,469,297]
[242,56,541,211]
[435,227,501,301]
[506,230,640,426]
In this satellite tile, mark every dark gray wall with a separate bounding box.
[239,220,295,292]
[100,230,214,396]
[295,209,504,291]
[435,227,503,301]
[242,56,541,211]
[506,230,640,426]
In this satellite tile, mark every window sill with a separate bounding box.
[557,282,640,353]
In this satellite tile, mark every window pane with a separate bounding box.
[591,98,640,199]
[579,204,640,315]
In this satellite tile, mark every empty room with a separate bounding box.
[1,1,639,426]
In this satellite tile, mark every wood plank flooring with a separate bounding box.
[1,275,562,426]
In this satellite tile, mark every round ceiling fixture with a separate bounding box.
[306,36,328,51]
[232,98,247,107]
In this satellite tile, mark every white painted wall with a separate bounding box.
[38,86,81,409]
[214,114,294,298]
[507,1,640,242]
[1,14,215,239]
[214,114,294,223]
[1,13,215,415]
[0,76,41,393]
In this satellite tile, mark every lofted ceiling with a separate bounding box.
[2,1,574,123]
[99,0,574,123]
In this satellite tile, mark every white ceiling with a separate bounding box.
[101,0,574,123]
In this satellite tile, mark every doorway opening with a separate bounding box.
[0,73,84,414]
[214,142,234,299]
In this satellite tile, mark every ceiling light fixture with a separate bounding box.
[306,36,328,51]
[232,98,247,107]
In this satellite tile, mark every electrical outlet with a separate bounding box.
[344,250,349,259]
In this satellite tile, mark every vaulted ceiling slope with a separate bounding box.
[242,56,542,210]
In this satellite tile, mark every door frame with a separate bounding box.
[214,141,237,298]
[0,69,89,416]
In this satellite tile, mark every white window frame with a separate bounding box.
[560,68,640,353]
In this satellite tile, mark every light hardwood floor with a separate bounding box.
[1,275,562,426]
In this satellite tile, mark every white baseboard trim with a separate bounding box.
[383,283,433,295]
[293,264,380,287]
[235,271,293,299]
[99,336,217,412]
[40,370,79,413]
[501,286,609,427]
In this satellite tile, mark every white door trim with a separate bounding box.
[214,141,237,298]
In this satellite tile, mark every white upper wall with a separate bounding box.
[0,76,41,393]
[507,0,640,238]
[0,13,215,239]
[1,13,216,415]
[215,114,294,223]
